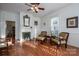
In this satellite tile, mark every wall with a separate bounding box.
[0,10,20,39]
[20,12,41,40]
[0,10,41,40]
[0,11,1,37]
[42,4,79,47]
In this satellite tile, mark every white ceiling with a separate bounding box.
[0,3,71,17]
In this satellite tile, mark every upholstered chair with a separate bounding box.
[51,32,69,48]
[0,38,9,55]
[36,31,47,43]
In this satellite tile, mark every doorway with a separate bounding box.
[6,21,15,44]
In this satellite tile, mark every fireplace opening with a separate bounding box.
[22,32,31,40]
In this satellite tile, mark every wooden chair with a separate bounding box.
[0,38,9,55]
[51,32,69,48]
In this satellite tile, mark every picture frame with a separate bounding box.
[23,15,30,27]
[67,16,78,28]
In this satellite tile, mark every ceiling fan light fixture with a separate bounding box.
[25,3,44,13]
[31,7,35,12]
[35,7,39,11]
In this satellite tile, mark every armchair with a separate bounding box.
[36,31,47,43]
[0,38,9,55]
[51,32,69,48]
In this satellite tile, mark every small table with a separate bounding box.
[45,36,51,44]
[45,36,56,44]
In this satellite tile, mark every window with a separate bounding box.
[51,17,59,36]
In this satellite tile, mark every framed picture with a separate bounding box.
[67,16,78,28]
[23,15,30,27]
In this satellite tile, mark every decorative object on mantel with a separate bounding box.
[34,21,38,26]
[67,16,78,28]
[23,15,30,27]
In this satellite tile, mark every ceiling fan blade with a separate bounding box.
[27,8,38,13]
[38,8,45,10]
[25,3,32,7]
[27,9,31,11]
[31,3,40,5]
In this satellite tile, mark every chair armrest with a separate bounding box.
[53,36,64,40]
[51,36,57,39]
[51,36,61,41]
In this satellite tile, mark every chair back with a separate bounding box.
[39,31,47,37]
[59,32,69,41]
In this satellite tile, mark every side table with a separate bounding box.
[45,36,51,44]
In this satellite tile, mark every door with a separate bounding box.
[6,21,15,44]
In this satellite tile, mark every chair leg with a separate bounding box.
[7,48,9,55]
[57,41,61,48]
[65,44,67,48]
[57,44,60,49]
[39,40,43,44]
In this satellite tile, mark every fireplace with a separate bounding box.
[22,32,31,40]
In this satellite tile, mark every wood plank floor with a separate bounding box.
[1,40,79,56]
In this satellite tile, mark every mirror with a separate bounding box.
[23,15,30,27]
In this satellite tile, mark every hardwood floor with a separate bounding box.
[1,40,79,56]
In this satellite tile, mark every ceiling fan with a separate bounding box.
[25,3,45,13]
